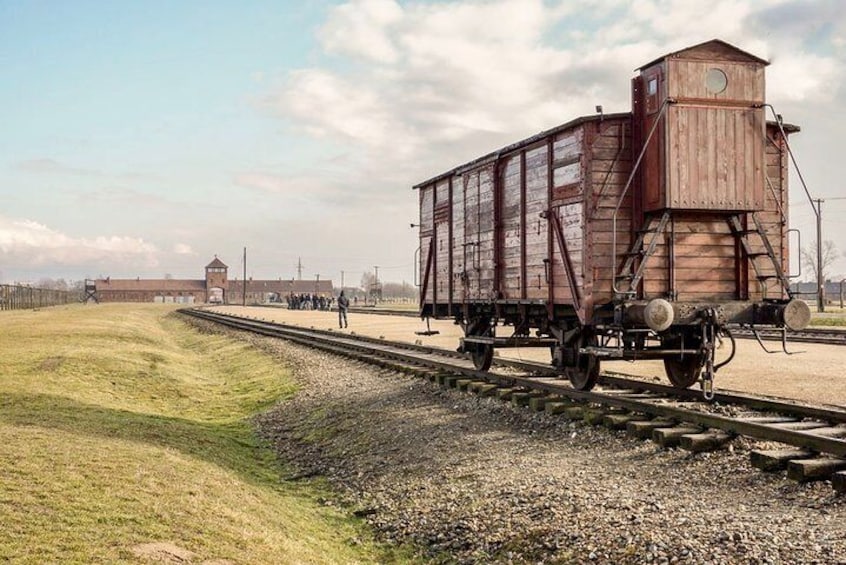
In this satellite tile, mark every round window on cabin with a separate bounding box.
[705,68,728,94]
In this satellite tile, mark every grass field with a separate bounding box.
[0,304,409,564]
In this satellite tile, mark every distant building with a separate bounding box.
[92,257,333,304]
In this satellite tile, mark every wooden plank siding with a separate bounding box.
[434,179,451,308]
[525,145,549,300]
[417,41,796,329]
[417,116,636,321]
[585,120,633,310]
[501,155,522,298]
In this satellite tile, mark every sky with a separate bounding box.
[2,0,845,287]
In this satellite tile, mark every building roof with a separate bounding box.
[95,278,207,292]
[206,257,228,269]
[228,279,335,294]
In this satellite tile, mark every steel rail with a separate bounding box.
[259,305,846,345]
[181,308,846,458]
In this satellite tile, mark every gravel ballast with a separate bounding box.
[205,321,845,564]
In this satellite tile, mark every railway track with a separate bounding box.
[182,308,846,493]
[272,304,846,342]
[341,306,846,345]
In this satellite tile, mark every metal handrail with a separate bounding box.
[762,104,819,220]
[611,98,672,294]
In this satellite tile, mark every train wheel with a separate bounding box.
[568,332,599,391]
[471,345,494,371]
[663,356,704,389]
[465,317,494,372]
[662,333,705,389]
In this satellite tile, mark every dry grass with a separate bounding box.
[0,304,410,564]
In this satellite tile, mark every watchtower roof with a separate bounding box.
[638,39,769,70]
[206,257,228,269]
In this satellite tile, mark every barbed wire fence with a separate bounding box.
[0,284,83,311]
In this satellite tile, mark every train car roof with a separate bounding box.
[413,112,631,189]
[413,113,799,190]
[637,39,770,71]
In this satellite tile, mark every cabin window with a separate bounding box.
[705,68,728,94]
[647,78,658,95]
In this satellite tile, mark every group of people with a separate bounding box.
[286,290,351,329]
[286,293,334,311]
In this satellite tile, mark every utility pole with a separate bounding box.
[814,198,824,312]
[297,257,303,280]
[373,265,380,304]
[243,247,247,306]
[315,274,320,294]
[341,270,345,290]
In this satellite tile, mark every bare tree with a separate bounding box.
[359,270,382,303]
[382,281,418,300]
[802,240,839,309]
[360,270,376,290]
[801,240,839,284]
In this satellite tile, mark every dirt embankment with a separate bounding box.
[218,325,846,564]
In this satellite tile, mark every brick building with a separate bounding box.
[92,257,333,304]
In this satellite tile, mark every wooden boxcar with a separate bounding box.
[415,40,810,396]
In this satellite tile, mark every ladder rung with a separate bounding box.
[756,274,778,280]
[746,252,769,258]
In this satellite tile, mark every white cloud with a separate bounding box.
[767,51,841,103]
[0,215,158,268]
[269,0,842,169]
[262,0,843,188]
[318,0,403,63]
[172,243,193,255]
[249,0,846,279]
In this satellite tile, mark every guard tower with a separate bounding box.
[633,39,768,212]
[205,257,228,290]
[84,279,98,303]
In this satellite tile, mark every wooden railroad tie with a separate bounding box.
[749,449,815,473]
[652,426,702,449]
[679,431,734,453]
[787,458,846,483]
[626,419,675,439]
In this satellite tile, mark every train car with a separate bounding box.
[414,39,811,397]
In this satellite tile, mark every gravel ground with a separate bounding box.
[192,317,846,565]
[213,306,846,408]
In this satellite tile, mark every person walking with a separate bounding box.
[338,290,350,328]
